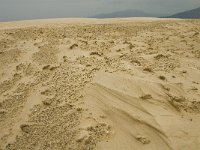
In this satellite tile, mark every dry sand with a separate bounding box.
[0,18,200,150]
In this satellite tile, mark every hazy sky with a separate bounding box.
[0,0,200,21]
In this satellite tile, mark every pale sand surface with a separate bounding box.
[0,18,200,150]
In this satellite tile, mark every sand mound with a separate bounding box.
[84,72,200,150]
[0,18,200,150]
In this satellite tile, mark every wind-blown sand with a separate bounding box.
[0,18,200,150]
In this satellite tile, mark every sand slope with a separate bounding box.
[84,72,200,150]
[0,18,200,150]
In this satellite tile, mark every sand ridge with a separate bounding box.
[0,18,200,150]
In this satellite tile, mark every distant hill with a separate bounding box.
[165,7,200,19]
[92,9,154,18]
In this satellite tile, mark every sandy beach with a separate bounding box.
[0,18,200,150]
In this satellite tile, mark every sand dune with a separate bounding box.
[84,72,200,150]
[0,18,200,150]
